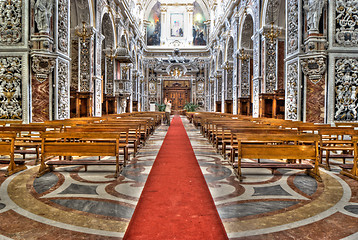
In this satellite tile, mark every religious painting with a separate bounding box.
[147,1,161,46]
[193,1,207,46]
[170,13,184,37]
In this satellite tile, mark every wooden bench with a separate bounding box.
[65,125,138,156]
[318,128,356,170]
[339,135,358,181]
[234,133,321,182]
[38,132,129,178]
[0,133,27,176]
[0,125,47,162]
[229,128,298,164]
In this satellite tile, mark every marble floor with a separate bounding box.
[0,116,357,239]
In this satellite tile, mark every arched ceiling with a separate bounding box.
[143,0,210,20]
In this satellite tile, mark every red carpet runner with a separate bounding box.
[123,115,228,240]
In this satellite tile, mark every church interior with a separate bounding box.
[1,0,358,239]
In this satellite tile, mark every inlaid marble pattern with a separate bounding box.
[306,75,325,123]
[0,123,168,239]
[31,77,49,122]
[1,117,358,239]
[182,116,358,239]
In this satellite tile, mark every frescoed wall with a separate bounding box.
[193,1,206,46]
[147,1,161,46]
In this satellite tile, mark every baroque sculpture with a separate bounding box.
[303,0,325,34]
[34,0,53,34]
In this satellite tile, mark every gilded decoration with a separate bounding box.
[240,58,250,97]
[0,0,22,45]
[286,61,298,120]
[31,56,56,83]
[335,0,358,47]
[265,39,277,93]
[58,60,69,119]
[0,56,22,119]
[58,0,69,54]
[287,0,298,55]
[334,58,358,121]
[301,57,326,84]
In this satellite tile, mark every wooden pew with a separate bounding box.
[234,133,321,182]
[66,125,139,156]
[0,125,47,162]
[318,128,356,170]
[0,133,27,176]
[229,128,298,164]
[0,120,23,126]
[340,135,358,180]
[38,131,129,178]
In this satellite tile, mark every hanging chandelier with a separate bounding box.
[238,49,250,61]
[103,46,118,62]
[76,21,94,44]
[263,2,281,43]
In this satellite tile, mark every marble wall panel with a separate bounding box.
[278,41,285,90]
[32,78,49,122]
[306,76,325,123]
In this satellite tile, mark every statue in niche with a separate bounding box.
[34,0,53,34]
[303,0,324,33]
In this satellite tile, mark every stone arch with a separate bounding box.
[217,50,223,69]
[226,36,234,62]
[239,14,254,49]
[262,0,285,28]
[70,0,93,28]
[102,13,115,48]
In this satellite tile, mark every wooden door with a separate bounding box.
[164,88,190,110]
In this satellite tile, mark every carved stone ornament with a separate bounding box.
[335,0,358,47]
[58,0,69,54]
[58,60,69,119]
[286,61,299,120]
[0,56,23,119]
[287,0,299,55]
[0,0,22,45]
[301,57,326,84]
[334,58,358,121]
[303,0,325,34]
[31,56,56,82]
[34,0,53,34]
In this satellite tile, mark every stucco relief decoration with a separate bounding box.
[286,62,298,120]
[106,58,114,95]
[217,75,222,98]
[227,68,233,100]
[287,0,298,54]
[31,56,55,82]
[252,79,259,117]
[95,78,101,116]
[303,0,324,34]
[70,39,78,90]
[265,40,277,93]
[334,58,358,121]
[58,60,69,119]
[34,0,53,34]
[58,0,69,54]
[335,0,358,47]
[0,57,22,119]
[241,59,250,97]
[301,57,326,84]
[80,39,91,92]
[0,0,22,45]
